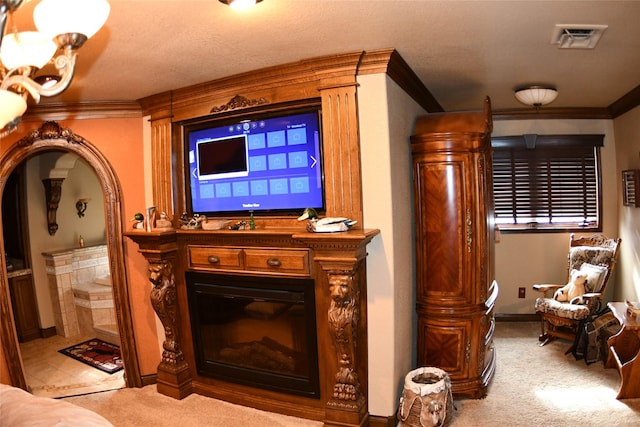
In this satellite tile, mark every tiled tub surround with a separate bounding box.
[73,276,119,344]
[43,245,113,338]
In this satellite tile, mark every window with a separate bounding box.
[492,134,604,232]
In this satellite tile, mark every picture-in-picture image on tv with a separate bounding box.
[185,108,324,216]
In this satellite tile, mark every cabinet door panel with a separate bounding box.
[414,158,468,302]
[9,274,40,342]
[417,317,468,379]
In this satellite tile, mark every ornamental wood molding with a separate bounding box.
[0,121,141,391]
[41,178,64,235]
[150,118,173,218]
[123,229,191,399]
[124,228,378,426]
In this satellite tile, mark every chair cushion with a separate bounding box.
[569,246,614,271]
[534,297,591,320]
[579,262,608,293]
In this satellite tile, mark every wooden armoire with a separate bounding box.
[410,97,498,399]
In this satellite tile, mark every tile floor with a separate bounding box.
[19,334,125,399]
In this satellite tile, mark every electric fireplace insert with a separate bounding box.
[186,271,320,398]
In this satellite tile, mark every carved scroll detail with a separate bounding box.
[148,260,184,367]
[210,94,268,113]
[327,270,360,402]
[42,178,64,235]
[18,121,86,146]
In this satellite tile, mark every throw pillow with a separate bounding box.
[579,262,608,292]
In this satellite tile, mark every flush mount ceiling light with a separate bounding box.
[0,0,110,137]
[219,0,263,10]
[514,86,558,109]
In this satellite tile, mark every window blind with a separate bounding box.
[492,134,604,231]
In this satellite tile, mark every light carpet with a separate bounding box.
[63,322,640,426]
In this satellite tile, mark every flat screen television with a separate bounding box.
[184,107,324,217]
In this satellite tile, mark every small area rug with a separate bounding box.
[58,338,123,374]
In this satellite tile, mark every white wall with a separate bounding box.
[358,73,425,416]
[26,153,105,328]
[492,119,620,314]
[613,105,640,301]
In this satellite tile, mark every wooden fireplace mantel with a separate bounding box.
[125,227,378,427]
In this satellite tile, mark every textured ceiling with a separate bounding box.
[8,0,640,112]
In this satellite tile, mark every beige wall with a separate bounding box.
[358,73,425,416]
[613,105,640,301]
[492,119,620,313]
[26,153,106,328]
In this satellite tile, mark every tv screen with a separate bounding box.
[185,108,324,216]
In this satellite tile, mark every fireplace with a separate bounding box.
[125,228,377,426]
[185,271,320,398]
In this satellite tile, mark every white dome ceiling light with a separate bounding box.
[514,86,558,109]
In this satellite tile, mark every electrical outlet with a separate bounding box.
[518,287,526,298]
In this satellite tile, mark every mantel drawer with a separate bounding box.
[244,249,310,275]
[189,247,243,270]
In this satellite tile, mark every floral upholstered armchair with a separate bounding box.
[533,233,621,349]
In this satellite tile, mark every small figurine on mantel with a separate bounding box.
[155,211,173,229]
[130,212,144,229]
[297,207,357,233]
[179,212,206,229]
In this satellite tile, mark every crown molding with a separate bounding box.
[359,48,444,113]
[21,101,143,122]
[492,107,612,121]
[608,84,640,118]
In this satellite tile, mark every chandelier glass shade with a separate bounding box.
[514,86,558,108]
[0,0,110,136]
[0,88,26,129]
[0,31,57,69]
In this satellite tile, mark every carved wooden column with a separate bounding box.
[124,229,191,399]
[325,267,366,423]
[298,230,378,427]
[316,54,364,228]
[150,116,174,219]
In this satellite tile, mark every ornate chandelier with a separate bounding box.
[0,0,110,136]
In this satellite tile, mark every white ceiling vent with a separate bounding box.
[551,24,608,49]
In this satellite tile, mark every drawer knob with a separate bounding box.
[266,257,281,267]
[207,255,220,264]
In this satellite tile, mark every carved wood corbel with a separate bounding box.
[149,259,182,367]
[322,264,367,425]
[296,230,378,427]
[327,269,362,403]
[42,178,64,235]
[123,229,191,399]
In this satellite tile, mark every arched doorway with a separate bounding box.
[0,121,141,390]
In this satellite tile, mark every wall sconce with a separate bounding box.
[76,198,89,217]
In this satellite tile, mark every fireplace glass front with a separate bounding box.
[186,271,320,398]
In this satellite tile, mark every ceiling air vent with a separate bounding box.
[551,24,608,49]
